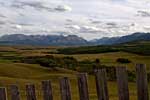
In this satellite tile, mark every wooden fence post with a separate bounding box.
[26,84,37,100]
[60,77,72,100]
[136,64,149,100]
[42,80,53,100]
[77,73,89,100]
[95,69,109,100]
[0,88,7,100]
[116,67,129,100]
[10,85,20,100]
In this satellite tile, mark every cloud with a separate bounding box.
[10,1,72,12]
[16,23,34,26]
[54,5,72,12]
[67,25,81,30]
[0,14,6,18]
[143,26,150,30]
[136,10,150,17]
[91,21,102,24]
[0,21,6,25]
[81,26,100,32]
[67,24,102,34]
[65,19,150,39]
[106,22,117,26]
[0,0,150,39]
[66,19,73,22]
[9,24,23,30]
[11,1,52,11]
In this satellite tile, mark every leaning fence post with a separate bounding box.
[95,69,109,100]
[116,67,129,100]
[136,64,149,100]
[60,77,72,100]
[26,84,37,100]
[10,85,20,100]
[42,80,53,100]
[77,73,89,100]
[0,88,7,100]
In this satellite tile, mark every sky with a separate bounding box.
[0,0,150,40]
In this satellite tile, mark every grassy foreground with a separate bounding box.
[0,45,150,100]
[0,63,138,100]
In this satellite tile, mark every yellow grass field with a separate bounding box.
[0,46,149,100]
[0,63,139,100]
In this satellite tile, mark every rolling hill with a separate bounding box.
[91,32,150,45]
[58,40,150,56]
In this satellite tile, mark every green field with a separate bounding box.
[0,42,150,100]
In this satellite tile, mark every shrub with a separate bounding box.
[128,71,136,82]
[116,58,131,64]
[95,58,101,64]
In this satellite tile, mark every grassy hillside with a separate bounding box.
[0,63,79,100]
[0,62,138,100]
[58,40,150,56]
[72,52,150,71]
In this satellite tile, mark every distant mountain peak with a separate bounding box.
[0,32,150,46]
[91,32,150,45]
[0,34,88,46]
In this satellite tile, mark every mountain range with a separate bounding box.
[0,34,88,46]
[0,32,150,46]
[92,32,150,45]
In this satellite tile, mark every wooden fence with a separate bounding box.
[0,64,149,100]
